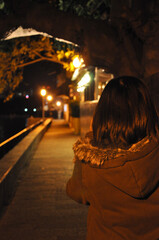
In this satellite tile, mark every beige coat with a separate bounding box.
[66,132,159,240]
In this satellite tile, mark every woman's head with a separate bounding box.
[92,76,159,147]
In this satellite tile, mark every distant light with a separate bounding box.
[33,108,37,112]
[78,72,91,88]
[72,68,80,80]
[47,95,53,101]
[77,86,85,92]
[40,89,46,97]
[56,101,61,107]
[73,57,84,68]
[25,94,29,99]
[64,104,67,112]
[24,108,28,112]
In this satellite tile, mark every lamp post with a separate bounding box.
[47,95,53,102]
[56,100,61,107]
[47,95,53,117]
[56,100,62,119]
[40,88,46,121]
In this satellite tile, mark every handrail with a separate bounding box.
[0,119,43,158]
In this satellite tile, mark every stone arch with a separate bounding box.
[0,26,80,100]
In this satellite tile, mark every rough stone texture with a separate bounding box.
[0,119,88,240]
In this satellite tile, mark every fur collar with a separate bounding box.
[73,132,150,166]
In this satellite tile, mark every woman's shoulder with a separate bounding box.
[73,134,158,167]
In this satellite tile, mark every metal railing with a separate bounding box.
[0,119,43,159]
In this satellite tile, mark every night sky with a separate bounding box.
[22,60,63,95]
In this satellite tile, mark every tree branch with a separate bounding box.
[15,56,64,68]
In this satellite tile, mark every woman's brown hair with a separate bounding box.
[92,76,159,148]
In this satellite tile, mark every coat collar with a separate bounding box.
[73,131,157,168]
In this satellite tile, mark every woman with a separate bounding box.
[66,76,159,240]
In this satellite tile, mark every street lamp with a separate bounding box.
[56,100,62,119]
[47,95,53,117]
[47,95,53,101]
[40,88,46,120]
[56,101,61,107]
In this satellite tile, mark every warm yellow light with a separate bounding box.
[40,89,46,97]
[56,101,61,107]
[72,68,80,80]
[77,86,85,92]
[47,95,53,101]
[78,72,91,87]
[73,56,84,68]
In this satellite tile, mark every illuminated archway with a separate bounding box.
[0,26,83,101]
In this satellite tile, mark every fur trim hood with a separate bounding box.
[73,132,159,198]
[73,132,150,167]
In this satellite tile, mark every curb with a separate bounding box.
[0,118,52,210]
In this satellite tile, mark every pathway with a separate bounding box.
[0,120,88,240]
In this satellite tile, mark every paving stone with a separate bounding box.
[0,120,88,240]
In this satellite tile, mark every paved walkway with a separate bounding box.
[0,120,88,240]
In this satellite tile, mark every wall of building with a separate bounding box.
[80,100,97,137]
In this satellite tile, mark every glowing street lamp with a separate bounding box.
[47,95,53,117]
[40,89,46,97]
[40,88,46,120]
[56,101,61,107]
[56,101,62,119]
[47,95,53,101]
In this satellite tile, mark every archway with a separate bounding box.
[0,26,82,100]
[0,26,83,128]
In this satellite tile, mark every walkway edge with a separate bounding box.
[0,118,52,210]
